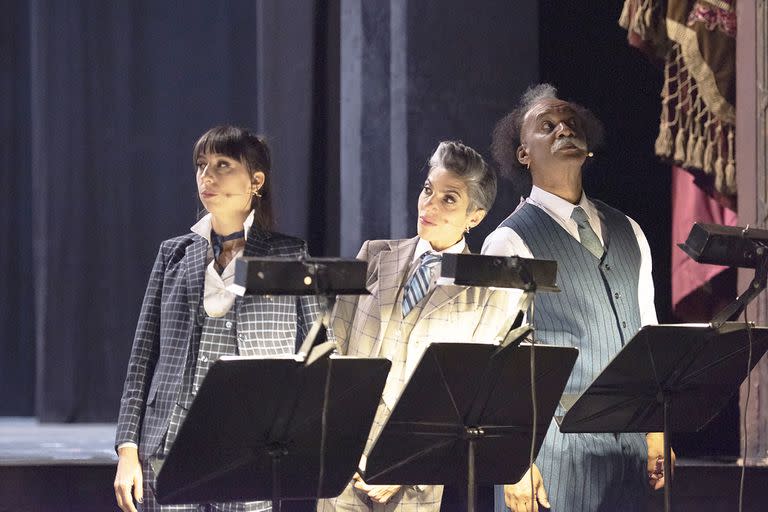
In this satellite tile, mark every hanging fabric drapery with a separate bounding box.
[620,0,737,200]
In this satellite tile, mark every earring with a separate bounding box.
[253,188,262,198]
[465,226,471,234]
[526,163,530,170]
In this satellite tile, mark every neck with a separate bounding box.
[210,211,248,236]
[532,166,583,204]
[429,237,462,253]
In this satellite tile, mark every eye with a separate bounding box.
[196,161,207,171]
[541,121,553,131]
[216,160,231,169]
[444,194,457,204]
[423,184,432,195]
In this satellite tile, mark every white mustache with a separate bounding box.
[552,137,588,152]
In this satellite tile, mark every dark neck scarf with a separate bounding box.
[211,229,245,263]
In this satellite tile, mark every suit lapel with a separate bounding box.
[236,226,272,310]
[186,237,209,316]
[243,225,272,257]
[188,225,272,317]
[376,237,418,340]
[420,245,469,319]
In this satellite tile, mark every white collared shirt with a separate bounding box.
[190,210,255,317]
[412,236,466,262]
[407,237,467,286]
[482,186,657,326]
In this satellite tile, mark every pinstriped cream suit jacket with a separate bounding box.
[116,226,322,459]
[334,237,510,358]
[332,237,511,435]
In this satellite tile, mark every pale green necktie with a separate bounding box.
[571,206,604,259]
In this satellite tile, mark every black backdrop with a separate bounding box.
[3,0,727,455]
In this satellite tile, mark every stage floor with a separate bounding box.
[1,417,768,511]
[0,417,117,466]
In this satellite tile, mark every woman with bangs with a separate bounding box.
[114,125,322,512]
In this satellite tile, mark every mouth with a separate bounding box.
[200,191,217,199]
[553,139,587,153]
[419,216,436,226]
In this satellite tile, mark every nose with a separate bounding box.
[422,193,438,211]
[556,121,575,138]
[199,164,213,181]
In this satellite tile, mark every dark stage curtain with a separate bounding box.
[1,0,34,416]
[1,0,332,422]
[3,0,537,422]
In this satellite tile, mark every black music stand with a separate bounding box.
[364,341,577,511]
[232,257,370,360]
[365,254,574,512]
[155,258,387,512]
[559,322,768,512]
[154,354,390,508]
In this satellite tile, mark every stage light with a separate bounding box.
[678,223,768,269]
[679,223,768,327]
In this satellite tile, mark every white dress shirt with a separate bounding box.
[413,236,466,262]
[482,186,658,326]
[190,210,255,317]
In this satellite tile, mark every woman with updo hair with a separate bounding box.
[114,125,323,512]
[317,141,510,512]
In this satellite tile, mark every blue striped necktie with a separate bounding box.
[402,251,442,317]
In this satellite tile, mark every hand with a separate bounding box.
[647,432,676,491]
[503,464,550,512]
[352,473,402,504]
[114,446,143,512]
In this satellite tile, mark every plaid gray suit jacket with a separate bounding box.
[115,226,322,458]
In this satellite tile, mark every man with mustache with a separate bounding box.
[482,84,670,512]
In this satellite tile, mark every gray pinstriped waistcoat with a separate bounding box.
[500,200,642,396]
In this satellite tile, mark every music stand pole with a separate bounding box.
[662,393,671,512]
[467,436,476,512]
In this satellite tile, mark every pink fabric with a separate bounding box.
[671,166,738,309]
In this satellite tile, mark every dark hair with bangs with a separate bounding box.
[193,125,274,230]
[491,84,605,196]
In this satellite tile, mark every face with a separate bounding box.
[195,152,263,217]
[417,167,486,251]
[517,98,588,171]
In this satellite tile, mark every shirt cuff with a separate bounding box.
[117,442,138,451]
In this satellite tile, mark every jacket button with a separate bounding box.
[604,264,612,271]
[199,354,208,363]
[225,321,233,329]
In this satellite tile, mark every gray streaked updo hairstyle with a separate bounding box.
[428,141,497,212]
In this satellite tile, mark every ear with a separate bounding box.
[517,145,529,167]
[468,208,486,229]
[251,171,266,191]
